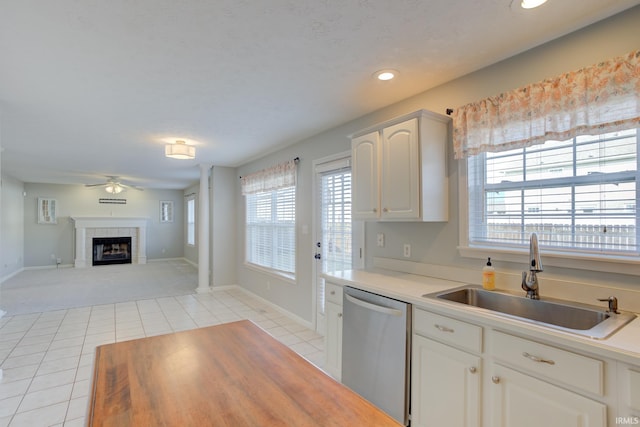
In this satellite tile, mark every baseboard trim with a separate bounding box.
[0,268,25,285]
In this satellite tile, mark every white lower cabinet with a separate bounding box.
[618,363,640,421]
[411,308,610,427]
[490,363,606,427]
[324,282,343,380]
[411,334,481,427]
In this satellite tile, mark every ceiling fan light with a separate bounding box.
[105,183,123,194]
[165,140,196,160]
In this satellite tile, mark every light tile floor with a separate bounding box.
[0,288,325,427]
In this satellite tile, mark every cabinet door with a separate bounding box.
[491,364,606,427]
[381,118,420,219]
[351,131,380,219]
[411,334,481,427]
[324,301,343,380]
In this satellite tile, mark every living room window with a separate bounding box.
[241,159,298,280]
[186,197,195,246]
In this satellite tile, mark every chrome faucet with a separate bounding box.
[521,233,543,299]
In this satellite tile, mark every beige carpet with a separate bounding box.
[0,260,198,316]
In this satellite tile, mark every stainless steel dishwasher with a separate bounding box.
[341,286,411,426]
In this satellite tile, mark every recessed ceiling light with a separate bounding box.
[521,0,548,9]
[374,69,398,81]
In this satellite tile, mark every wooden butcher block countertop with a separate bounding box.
[87,319,401,426]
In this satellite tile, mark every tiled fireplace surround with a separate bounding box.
[72,217,147,268]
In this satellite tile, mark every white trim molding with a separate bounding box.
[71,217,148,268]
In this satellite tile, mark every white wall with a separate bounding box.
[1,174,25,280]
[212,166,237,287]
[23,183,184,267]
[234,6,640,322]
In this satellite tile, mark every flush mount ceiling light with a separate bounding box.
[521,0,548,9]
[374,69,398,81]
[165,140,196,160]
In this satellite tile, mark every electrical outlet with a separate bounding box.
[403,244,411,258]
[377,233,385,247]
[56,258,62,264]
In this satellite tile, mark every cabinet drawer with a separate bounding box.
[414,309,482,354]
[491,330,603,396]
[326,282,343,305]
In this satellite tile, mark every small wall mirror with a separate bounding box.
[38,198,57,224]
[160,201,174,223]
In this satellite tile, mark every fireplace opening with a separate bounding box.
[93,237,132,266]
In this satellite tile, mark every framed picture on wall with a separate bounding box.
[160,200,174,223]
[38,198,57,224]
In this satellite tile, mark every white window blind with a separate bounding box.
[187,198,195,246]
[246,186,296,275]
[468,129,639,255]
[242,159,298,277]
[318,166,352,314]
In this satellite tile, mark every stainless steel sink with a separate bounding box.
[423,286,636,339]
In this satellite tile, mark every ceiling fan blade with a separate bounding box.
[120,183,144,191]
[85,183,106,188]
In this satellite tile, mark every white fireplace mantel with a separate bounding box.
[72,216,148,268]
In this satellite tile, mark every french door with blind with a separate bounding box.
[313,152,363,334]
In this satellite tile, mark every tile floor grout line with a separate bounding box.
[0,263,328,427]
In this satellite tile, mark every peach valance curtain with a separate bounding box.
[452,49,640,159]
[240,159,297,195]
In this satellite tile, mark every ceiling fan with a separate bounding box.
[85,176,143,194]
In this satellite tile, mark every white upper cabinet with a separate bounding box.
[351,131,380,219]
[351,109,450,222]
[381,118,420,219]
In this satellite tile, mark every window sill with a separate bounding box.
[244,262,296,284]
[458,245,640,276]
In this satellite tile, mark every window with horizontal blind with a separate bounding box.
[245,186,296,276]
[468,129,639,255]
[187,198,196,246]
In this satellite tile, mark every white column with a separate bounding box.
[197,164,212,293]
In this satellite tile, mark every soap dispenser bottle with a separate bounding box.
[482,257,495,290]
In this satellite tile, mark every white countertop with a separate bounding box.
[324,268,640,366]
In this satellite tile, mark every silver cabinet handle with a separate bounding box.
[522,352,555,365]
[468,367,477,374]
[434,324,454,333]
[373,208,377,213]
[330,290,336,295]
[383,207,388,212]
[492,376,500,384]
[338,313,342,318]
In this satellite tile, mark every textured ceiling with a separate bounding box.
[1,0,638,189]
